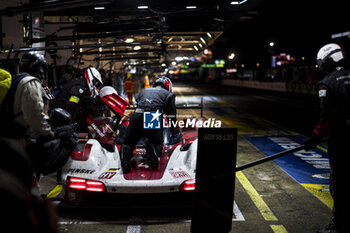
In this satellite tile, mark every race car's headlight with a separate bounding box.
[180,179,196,191]
[67,177,106,192]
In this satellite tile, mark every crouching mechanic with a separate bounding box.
[305,43,350,233]
[51,67,103,132]
[121,76,178,173]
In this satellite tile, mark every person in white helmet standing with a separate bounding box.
[305,43,350,233]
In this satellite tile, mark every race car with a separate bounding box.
[61,86,201,207]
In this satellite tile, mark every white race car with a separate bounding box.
[61,87,200,207]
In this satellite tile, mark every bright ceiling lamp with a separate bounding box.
[137,5,148,9]
[175,56,183,62]
[186,6,197,9]
[133,45,142,50]
[125,38,134,43]
[231,0,247,5]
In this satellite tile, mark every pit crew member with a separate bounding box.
[305,43,350,233]
[121,76,177,173]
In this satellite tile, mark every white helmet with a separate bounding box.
[99,86,118,97]
[316,43,345,73]
[84,67,103,97]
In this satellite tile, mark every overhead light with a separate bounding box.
[228,53,235,60]
[94,6,105,10]
[175,56,183,62]
[161,63,167,67]
[133,45,141,50]
[231,0,247,5]
[194,45,199,51]
[207,32,212,38]
[186,6,197,9]
[137,5,148,9]
[200,37,206,44]
[125,38,134,43]
[269,41,275,47]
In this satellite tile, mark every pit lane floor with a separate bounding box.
[39,82,332,233]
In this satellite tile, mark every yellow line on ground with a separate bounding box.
[236,171,278,221]
[270,225,288,233]
[46,184,63,199]
[301,183,333,209]
[317,145,328,153]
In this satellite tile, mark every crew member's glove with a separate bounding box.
[81,96,97,111]
[54,125,75,139]
[304,134,322,151]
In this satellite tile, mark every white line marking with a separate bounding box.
[126,225,141,233]
[183,201,245,222]
[233,201,245,221]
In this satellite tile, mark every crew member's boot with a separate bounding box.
[145,144,159,171]
[121,145,132,173]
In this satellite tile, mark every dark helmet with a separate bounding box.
[153,76,172,92]
[20,52,48,79]
[49,108,72,128]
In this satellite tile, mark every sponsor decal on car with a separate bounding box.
[67,168,95,174]
[169,171,190,179]
[98,168,119,179]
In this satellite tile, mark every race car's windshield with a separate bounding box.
[163,127,182,145]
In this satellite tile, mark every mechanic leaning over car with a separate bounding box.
[304,43,350,233]
[121,76,178,173]
[50,66,103,132]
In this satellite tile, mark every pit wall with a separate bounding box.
[222,79,318,96]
